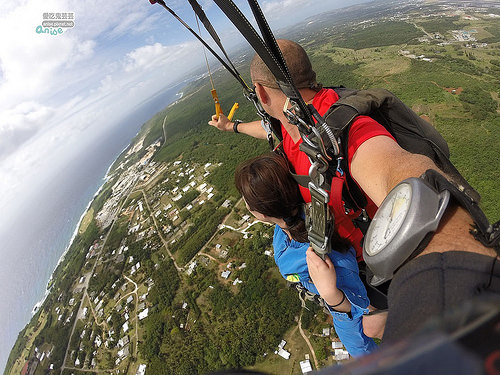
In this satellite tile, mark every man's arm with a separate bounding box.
[350,135,496,257]
[208,114,268,139]
[350,135,438,207]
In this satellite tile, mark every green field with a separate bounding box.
[5,2,500,375]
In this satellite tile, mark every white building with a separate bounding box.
[139,308,149,320]
[221,270,231,279]
[277,348,291,359]
[136,364,147,375]
[299,359,313,374]
[332,341,343,349]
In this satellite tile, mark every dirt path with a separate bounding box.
[297,293,319,369]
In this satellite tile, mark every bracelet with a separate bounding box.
[233,119,242,133]
[327,290,346,308]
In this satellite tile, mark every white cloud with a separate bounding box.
[123,41,198,73]
[0,102,54,159]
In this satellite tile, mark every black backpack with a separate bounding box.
[272,87,480,218]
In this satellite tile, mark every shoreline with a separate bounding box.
[32,177,107,316]
[31,86,185,315]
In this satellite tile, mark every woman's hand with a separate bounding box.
[306,247,350,312]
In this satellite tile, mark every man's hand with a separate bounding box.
[306,247,349,311]
[208,116,268,139]
[208,113,233,132]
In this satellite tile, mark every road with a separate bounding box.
[138,189,183,272]
[162,113,168,143]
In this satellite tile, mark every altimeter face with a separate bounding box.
[363,177,450,286]
[365,183,412,256]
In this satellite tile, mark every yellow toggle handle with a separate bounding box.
[211,89,223,119]
[227,102,239,121]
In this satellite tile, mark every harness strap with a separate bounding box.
[423,170,500,252]
[213,0,315,131]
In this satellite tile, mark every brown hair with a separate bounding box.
[250,39,321,91]
[235,152,308,242]
[235,153,351,252]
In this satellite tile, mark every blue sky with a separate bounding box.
[0,0,373,230]
[1,0,381,368]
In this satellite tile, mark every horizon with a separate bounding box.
[0,0,374,371]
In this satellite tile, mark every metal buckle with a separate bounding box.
[307,182,332,259]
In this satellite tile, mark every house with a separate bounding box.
[322,327,330,337]
[136,364,147,375]
[139,308,149,320]
[334,348,349,361]
[299,359,313,374]
[118,336,129,348]
[332,341,343,349]
[186,261,197,275]
[118,345,130,359]
[221,270,231,279]
[277,348,290,360]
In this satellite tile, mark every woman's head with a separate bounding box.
[235,152,351,252]
[235,152,308,242]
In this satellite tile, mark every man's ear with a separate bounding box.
[255,83,269,105]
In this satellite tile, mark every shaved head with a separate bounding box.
[250,39,321,90]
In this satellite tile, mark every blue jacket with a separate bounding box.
[273,225,377,356]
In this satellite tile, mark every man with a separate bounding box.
[209,39,499,341]
[210,40,433,258]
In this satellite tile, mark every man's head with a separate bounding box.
[250,39,320,90]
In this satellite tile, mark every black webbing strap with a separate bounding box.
[213,0,314,128]
[423,169,500,252]
[153,0,249,93]
[187,0,251,93]
[323,105,359,136]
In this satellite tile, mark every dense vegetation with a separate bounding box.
[141,229,300,375]
[6,3,500,375]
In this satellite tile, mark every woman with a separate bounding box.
[235,152,377,357]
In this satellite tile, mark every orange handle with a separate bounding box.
[211,89,223,119]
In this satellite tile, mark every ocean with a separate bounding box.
[0,81,184,373]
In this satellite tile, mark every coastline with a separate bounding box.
[29,86,184,316]
[32,167,109,316]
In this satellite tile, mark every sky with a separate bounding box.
[0,0,376,233]
[0,0,372,365]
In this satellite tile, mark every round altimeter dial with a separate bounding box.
[363,177,450,286]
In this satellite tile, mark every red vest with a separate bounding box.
[281,88,394,260]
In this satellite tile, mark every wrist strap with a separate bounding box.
[327,290,346,308]
[233,119,242,133]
